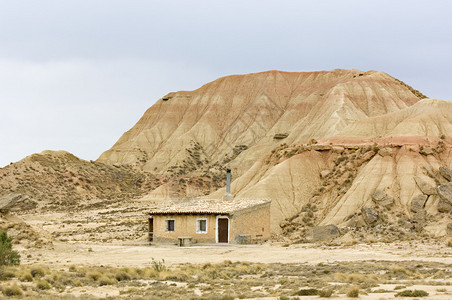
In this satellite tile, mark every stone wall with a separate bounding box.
[152,214,217,244]
[231,203,271,243]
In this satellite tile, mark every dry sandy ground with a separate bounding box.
[18,241,452,268]
[8,210,452,299]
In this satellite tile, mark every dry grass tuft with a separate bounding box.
[36,279,51,290]
[30,266,47,278]
[318,288,333,298]
[346,286,359,298]
[99,275,116,286]
[2,284,23,297]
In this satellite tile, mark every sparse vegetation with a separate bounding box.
[293,288,318,295]
[0,259,448,298]
[395,289,429,297]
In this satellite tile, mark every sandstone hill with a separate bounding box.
[0,150,159,212]
[98,69,423,176]
[96,69,452,241]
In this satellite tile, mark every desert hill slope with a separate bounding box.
[210,133,452,236]
[0,150,159,212]
[338,98,452,138]
[98,69,423,177]
[95,69,452,240]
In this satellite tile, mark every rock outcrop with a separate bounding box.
[414,176,437,195]
[307,224,340,242]
[371,190,394,207]
[438,185,452,213]
[0,194,28,212]
[361,207,379,226]
[410,194,428,213]
[440,166,452,182]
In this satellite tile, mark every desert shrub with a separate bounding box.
[0,231,20,266]
[2,284,23,297]
[163,273,189,282]
[0,269,16,280]
[68,265,77,272]
[19,271,33,282]
[99,275,116,286]
[346,286,359,298]
[115,271,131,281]
[318,288,333,298]
[36,279,51,290]
[278,296,290,300]
[151,258,166,272]
[395,289,429,297]
[30,267,46,278]
[86,271,102,281]
[293,288,318,296]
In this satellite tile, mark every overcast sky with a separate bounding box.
[0,1,451,167]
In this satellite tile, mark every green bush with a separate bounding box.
[0,231,20,266]
[395,289,429,297]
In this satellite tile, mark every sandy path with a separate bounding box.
[21,241,452,267]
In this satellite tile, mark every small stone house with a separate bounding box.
[148,198,271,244]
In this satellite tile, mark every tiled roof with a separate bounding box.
[148,198,271,215]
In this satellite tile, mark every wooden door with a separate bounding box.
[218,218,229,243]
